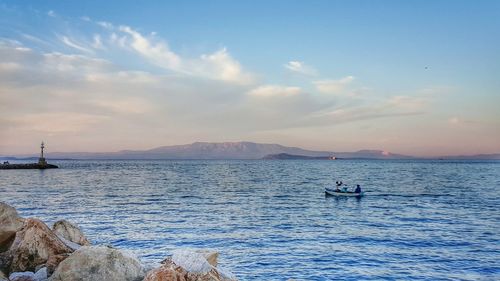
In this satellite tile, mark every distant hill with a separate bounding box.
[36,142,333,160]
[3,142,497,160]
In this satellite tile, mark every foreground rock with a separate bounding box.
[52,220,90,247]
[0,202,25,251]
[49,246,145,281]
[7,267,47,281]
[143,249,236,281]
[2,218,73,275]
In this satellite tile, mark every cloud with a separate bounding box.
[197,48,255,84]
[118,25,182,71]
[97,21,114,30]
[59,36,93,53]
[0,15,450,154]
[386,95,427,112]
[247,85,301,97]
[284,61,317,75]
[111,24,254,84]
[47,10,56,17]
[313,76,355,94]
[91,34,105,49]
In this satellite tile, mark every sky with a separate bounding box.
[0,0,499,156]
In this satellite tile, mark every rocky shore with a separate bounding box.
[0,202,237,281]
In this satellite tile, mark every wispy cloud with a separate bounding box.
[284,61,317,76]
[91,34,105,50]
[248,85,302,97]
[59,36,93,53]
[313,76,355,94]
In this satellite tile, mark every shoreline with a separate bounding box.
[0,202,237,281]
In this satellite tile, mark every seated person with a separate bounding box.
[354,184,362,193]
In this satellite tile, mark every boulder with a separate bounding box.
[143,266,187,281]
[34,267,48,281]
[9,271,36,281]
[195,250,218,267]
[144,249,236,281]
[49,246,145,281]
[3,218,73,274]
[0,202,25,251]
[8,269,48,281]
[0,270,7,281]
[52,220,90,247]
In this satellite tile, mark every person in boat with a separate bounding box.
[354,184,362,193]
[335,181,341,191]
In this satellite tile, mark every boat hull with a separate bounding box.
[325,188,364,197]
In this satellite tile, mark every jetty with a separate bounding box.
[0,142,58,170]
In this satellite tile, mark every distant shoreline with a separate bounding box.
[2,141,499,161]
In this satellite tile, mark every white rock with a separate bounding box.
[52,220,90,246]
[49,245,145,281]
[171,249,212,274]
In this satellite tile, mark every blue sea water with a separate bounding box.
[1,159,499,280]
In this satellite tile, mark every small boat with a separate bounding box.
[325,187,364,197]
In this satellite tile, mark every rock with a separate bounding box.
[0,270,7,281]
[0,202,25,251]
[52,220,90,247]
[194,250,218,267]
[145,249,236,281]
[49,246,145,281]
[55,235,81,251]
[143,266,187,281]
[4,218,73,274]
[34,267,48,281]
[9,271,36,281]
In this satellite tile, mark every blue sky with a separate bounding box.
[0,0,499,156]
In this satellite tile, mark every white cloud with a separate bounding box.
[248,85,301,97]
[284,61,317,75]
[97,21,114,30]
[47,10,56,17]
[313,76,355,94]
[59,36,93,54]
[197,48,255,85]
[91,34,105,49]
[118,25,181,70]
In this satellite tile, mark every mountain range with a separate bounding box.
[2,141,499,160]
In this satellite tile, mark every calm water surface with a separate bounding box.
[1,160,499,280]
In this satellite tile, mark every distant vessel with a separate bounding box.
[325,187,364,197]
[0,142,58,170]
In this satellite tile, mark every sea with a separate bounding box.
[1,159,499,280]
